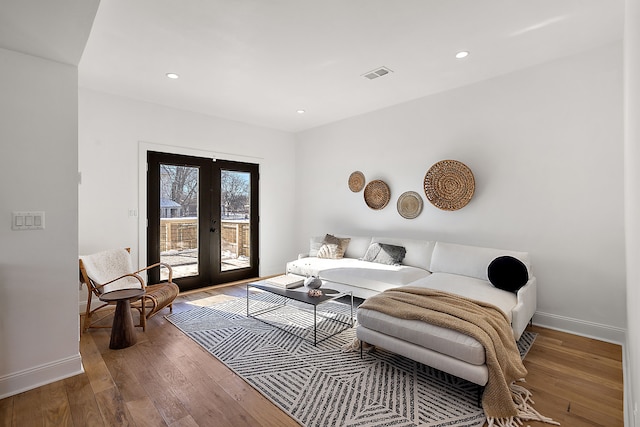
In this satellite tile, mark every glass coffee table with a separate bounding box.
[246,280,354,345]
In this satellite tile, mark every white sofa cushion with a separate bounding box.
[308,236,325,257]
[357,326,489,385]
[357,308,486,365]
[370,237,434,271]
[429,241,531,281]
[342,235,373,259]
[356,272,520,367]
[408,272,518,322]
[286,257,430,292]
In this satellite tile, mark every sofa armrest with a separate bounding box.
[510,277,537,340]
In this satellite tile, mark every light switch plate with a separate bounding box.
[12,211,45,230]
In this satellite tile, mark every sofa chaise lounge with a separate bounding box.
[286,235,536,387]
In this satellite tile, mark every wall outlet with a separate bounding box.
[128,209,138,217]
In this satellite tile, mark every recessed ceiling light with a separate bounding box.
[455,51,469,59]
[166,73,180,79]
[297,109,306,114]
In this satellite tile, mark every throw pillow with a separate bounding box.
[309,236,325,257]
[487,256,529,293]
[362,242,406,265]
[317,243,340,259]
[324,234,351,258]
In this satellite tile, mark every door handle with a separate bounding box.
[210,228,216,233]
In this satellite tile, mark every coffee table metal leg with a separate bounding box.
[314,306,317,345]
[350,292,354,326]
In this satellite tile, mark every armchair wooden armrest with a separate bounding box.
[133,262,173,283]
[92,272,145,292]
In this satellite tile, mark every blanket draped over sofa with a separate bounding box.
[359,287,558,426]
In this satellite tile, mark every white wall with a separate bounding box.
[0,48,83,398]
[625,0,640,424]
[294,42,626,343]
[78,89,297,280]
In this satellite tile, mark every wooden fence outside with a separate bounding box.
[160,218,250,258]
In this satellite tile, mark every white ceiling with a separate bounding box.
[4,1,625,133]
[0,0,99,66]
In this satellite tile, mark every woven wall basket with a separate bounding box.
[364,179,391,210]
[348,171,365,192]
[397,191,423,219]
[423,160,475,211]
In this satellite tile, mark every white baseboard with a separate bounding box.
[533,311,626,345]
[0,354,84,400]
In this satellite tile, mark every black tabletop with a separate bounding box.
[249,282,345,306]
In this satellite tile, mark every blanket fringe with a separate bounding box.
[341,338,375,353]
[487,380,560,427]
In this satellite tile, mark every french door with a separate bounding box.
[147,151,259,291]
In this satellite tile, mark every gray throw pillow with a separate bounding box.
[362,243,406,265]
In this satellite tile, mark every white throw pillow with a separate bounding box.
[317,243,340,259]
[309,236,325,257]
[342,236,373,259]
[430,242,531,281]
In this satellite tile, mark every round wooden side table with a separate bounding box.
[99,289,145,349]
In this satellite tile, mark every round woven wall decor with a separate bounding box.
[364,180,391,210]
[424,160,475,211]
[348,171,365,192]
[397,191,423,219]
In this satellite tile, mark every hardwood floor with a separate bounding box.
[0,283,624,426]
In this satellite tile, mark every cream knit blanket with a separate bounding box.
[359,287,558,426]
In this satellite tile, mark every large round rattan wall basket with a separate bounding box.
[423,160,475,211]
[364,180,391,210]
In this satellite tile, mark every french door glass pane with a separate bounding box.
[220,170,251,271]
[159,164,199,280]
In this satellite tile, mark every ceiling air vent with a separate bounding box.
[362,66,393,80]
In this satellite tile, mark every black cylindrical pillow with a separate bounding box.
[487,256,528,293]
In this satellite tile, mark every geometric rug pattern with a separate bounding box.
[166,292,536,427]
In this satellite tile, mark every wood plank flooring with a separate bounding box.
[0,283,624,426]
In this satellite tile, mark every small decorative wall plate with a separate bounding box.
[348,171,365,192]
[424,160,475,211]
[397,191,423,219]
[364,180,391,210]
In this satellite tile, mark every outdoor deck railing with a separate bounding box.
[160,218,250,258]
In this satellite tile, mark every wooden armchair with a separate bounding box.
[79,248,180,333]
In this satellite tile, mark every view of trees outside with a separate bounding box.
[221,170,250,219]
[160,165,198,217]
[159,165,251,277]
[159,165,250,219]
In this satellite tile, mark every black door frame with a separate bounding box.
[147,151,259,291]
[215,159,260,284]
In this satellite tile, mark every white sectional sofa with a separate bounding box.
[285,235,537,387]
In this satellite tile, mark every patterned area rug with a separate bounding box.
[166,291,536,427]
